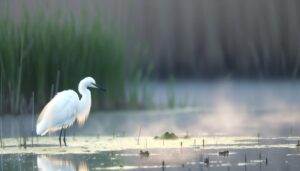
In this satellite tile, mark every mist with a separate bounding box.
[1,80,299,137]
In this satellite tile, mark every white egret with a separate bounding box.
[36,76,106,147]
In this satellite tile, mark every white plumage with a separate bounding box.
[36,90,79,135]
[36,77,103,143]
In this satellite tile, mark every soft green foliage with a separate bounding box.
[128,70,142,109]
[126,42,154,109]
[0,2,125,113]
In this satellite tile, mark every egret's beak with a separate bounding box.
[91,83,98,89]
[93,83,106,92]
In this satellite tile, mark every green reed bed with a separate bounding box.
[0,2,126,114]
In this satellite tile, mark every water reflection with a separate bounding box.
[37,156,88,171]
[1,137,300,171]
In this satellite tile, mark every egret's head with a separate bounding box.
[84,77,97,88]
[79,77,106,92]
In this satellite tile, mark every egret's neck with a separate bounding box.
[78,82,91,110]
[78,82,90,98]
[77,80,92,125]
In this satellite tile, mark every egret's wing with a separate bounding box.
[36,90,79,135]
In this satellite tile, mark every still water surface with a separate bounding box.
[1,137,300,171]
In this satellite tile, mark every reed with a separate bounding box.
[0,73,2,114]
[0,1,126,113]
[0,118,3,148]
[167,75,176,108]
[31,92,34,147]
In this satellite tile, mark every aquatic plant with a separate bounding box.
[139,150,150,157]
[156,131,178,140]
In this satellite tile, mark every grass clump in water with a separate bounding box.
[154,131,178,140]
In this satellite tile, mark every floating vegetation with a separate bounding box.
[139,150,150,158]
[154,132,178,140]
[219,150,229,157]
[204,157,209,165]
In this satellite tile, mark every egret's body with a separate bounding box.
[36,77,104,146]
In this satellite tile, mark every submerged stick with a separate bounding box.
[180,141,183,153]
[23,136,27,149]
[1,153,3,171]
[137,127,141,145]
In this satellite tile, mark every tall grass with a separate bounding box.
[0,1,126,113]
[167,75,176,108]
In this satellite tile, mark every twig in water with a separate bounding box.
[137,126,141,145]
[23,135,27,149]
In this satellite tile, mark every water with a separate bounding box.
[1,80,300,137]
[131,80,300,110]
[1,80,300,170]
[1,137,300,171]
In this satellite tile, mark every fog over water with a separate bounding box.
[1,80,300,137]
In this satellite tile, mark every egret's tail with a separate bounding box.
[36,122,48,136]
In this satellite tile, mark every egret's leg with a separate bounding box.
[59,128,63,147]
[63,129,67,147]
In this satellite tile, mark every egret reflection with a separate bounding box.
[37,156,89,171]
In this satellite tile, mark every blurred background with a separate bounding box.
[1,0,300,136]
